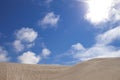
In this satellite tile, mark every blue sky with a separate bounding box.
[0,0,120,65]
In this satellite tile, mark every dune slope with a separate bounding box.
[0,58,120,80]
[0,63,69,80]
[55,58,120,80]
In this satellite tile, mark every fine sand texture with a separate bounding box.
[0,58,120,80]
[0,63,69,80]
[55,58,120,80]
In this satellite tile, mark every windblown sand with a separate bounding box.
[0,58,120,80]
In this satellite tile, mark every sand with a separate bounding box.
[0,62,69,80]
[55,58,120,80]
[0,58,120,80]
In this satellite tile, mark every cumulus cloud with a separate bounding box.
[16,27,38,42]
[13,27,38,52]
[39,12,60,28]
[85,0,120,25]
[13,40,24,52]
[0,47,9,62]
[41,48,51,58]
[18,51,41,64]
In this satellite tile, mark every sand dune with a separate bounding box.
[0,58,120,80]
[0,63,69,80]
[55,58,120,80]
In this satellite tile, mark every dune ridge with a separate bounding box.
[0,58,120,80]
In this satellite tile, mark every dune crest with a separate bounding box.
[0,58,120,80]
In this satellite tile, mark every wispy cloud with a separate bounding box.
[72,43,86,51]
[18,51,41,64]
[96,26,120,45]
[57,26,120,64]
[39,12,60,28]
[0,46,10,62]
[79,26,120,60]
[45,0,53,4]
[79,45,120,61]
[31,0,53,6]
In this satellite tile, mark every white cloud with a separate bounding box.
[78,45,120,61]
[0,47,9,62]
[59,26,120,63]
[85,0,120,25]
[18,51,41,64]
[39,12,60,28]
[72,43,86,51]
[13,40,24,52]
[41,48,51,58]
[79,27,120,61]
[111,0,120,22]
[16,27,38,42]
[85,0,113,24]
[96,26,120,45]
[68,44,120,62]
[13,27,38,52]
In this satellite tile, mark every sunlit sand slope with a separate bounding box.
[0,63,69,80]
[0,58,120,80]
[55,58,120,80]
